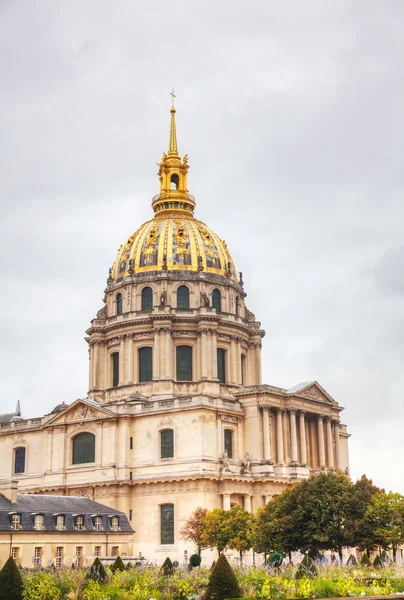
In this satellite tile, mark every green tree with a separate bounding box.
[348,475,382,556]
[365,492,404,561]
[254,489,301,558]
[225,504,254,564]
[180,507,208,555]
[0,556,23,600]
[202,508,231,555]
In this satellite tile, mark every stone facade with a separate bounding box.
[0,101,350,563]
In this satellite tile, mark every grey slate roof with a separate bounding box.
[0,494,134,533]
[285,381,314,395]
[0,413,15,425]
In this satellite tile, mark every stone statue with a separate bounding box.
[160,290,167,306]
[128,259,134,276]
[200,292,210,307]
[243,452,251,473]
[220,450,231,472]
[183,154,188,164]
[197,255,204,271]
[239,272,244,287]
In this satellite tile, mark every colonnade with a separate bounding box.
[221,493,276,512]
[261,407,341,470]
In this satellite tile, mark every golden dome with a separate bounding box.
[112,215,237,281]
[111,94,238,282]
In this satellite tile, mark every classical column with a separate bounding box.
[223,494,231,510]
[211,329,217,379]
[255,343,262,385]
[244,495,252,512]
[283,410,291,463]
[236,340,241,384]
[127,336,134,383]
[290,410,298,464]
[46,430,53,471]
[153,329,160,379]
[317,416,326,468]
[119,338,125,384]
[165,328,172,378]
[217,417,222,457]
[200,330,208,379]
[299,411,307,466]
[264,495,272,505]
[262,407,272,462]
[326,418,334,469]
[276,409,284,464]
[238,417,244,458]
[334,421,341,471]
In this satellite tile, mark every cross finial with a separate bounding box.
[171,88,176,109]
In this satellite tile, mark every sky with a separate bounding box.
[0,1,403,493]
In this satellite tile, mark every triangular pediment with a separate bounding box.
[286,381,337,406]
[45,398,116,427]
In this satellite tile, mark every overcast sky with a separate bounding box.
[1,1,403,493]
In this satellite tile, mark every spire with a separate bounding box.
[169,89,178,154]
[15,400,21,417]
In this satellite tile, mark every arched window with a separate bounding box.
[72,432,95,465]
[217,349,226,384]
[160,429,174,459]
[14,447,26,474]
[176,345,192,381]
[160,504,174,545]
[112,352,119,387]
[116,293,123,315]
[141,287,153,311]
[224,429,233,459]
[177,285,190,309]
[235,296,239,317]
[212,289,221,312]
[170,173,179,190]
[139,347,152,382]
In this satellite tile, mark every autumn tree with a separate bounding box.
[202,508,230,555]
[225,504,254,564]
[180,507,208,555]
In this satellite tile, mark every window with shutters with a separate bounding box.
[141,287,153,311]
[112,352,119,387]
[217,349,226,383]
[212,289,221,312]
[72,433,95,464]
[160,504,174,545]
[14,447,26,474]
[224,429,234,459]
[177,285,190,309]
[116,292,123,315]
[160,429,174,459]
[176,345,192,381]
[139,347,153,382]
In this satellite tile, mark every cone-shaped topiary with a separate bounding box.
[189,554,202,569]
[296,555,318,580]
[210,560,216,571]
[111,555,125,573]
[267,552,283,568]
[0,556,23,600]
[360,553,372,567]
[373,555,383,569]
[204,553,242,600]
[346,554,357,565]
[87,557,107,582]
[161,556,173,576]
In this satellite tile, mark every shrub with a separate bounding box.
[0,556,23,600]
[161,556,173,576]
[204,553,242,600]
[295,555,318,579]
[360,553,371,566]
[189,554,202,569]
[110,555,125,573]
[267,552,283,568]
[86,558,107,582]
[346,554,357,565]
[210,560,216,571]
[373,554,383,568]
[21,571,61,600]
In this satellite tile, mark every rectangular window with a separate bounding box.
[224,429,233,459]
[34,514,44,530]
[11,547,19,563]
[76,546,83,568]
[56,515,65,531]
[160,429,174,459]
[130,436,133,450]
[160,504,174,545]
[11,514,20,530]
[94,546,101,557]
[111,516,119,531]
[94,516,102,531]
[176,345,192,381]
[56,547,63,568]
[139,347,153,382]
[112,352,119,387]
[111,546,119,557]
[129,509,133,521]
[75,515,84,531]
[34,547,42,568]
[129,471,133,480]
[217,348,226,383]
[14,447,26,474]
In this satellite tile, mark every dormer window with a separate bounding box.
[75,515,84,531]
[34,514,44,530]
[56,515,65,531]
[93,516,102,531]
[10,514,21,530]
[110,516,119,531]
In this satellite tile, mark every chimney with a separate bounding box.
[0,479,18,503]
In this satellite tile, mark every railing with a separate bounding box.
[152,192,195,203]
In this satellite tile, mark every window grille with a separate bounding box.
[139,347,153,382]
[176,345,192,381]
[160,504,174,545]
[72,433,95,464]
[160,429,174,459]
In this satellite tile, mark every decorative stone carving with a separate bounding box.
[219,413,238,423]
